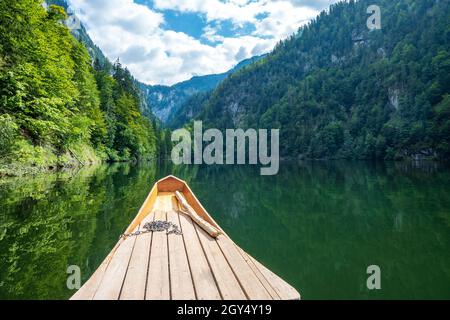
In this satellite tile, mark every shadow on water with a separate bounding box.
[0,160,449,299]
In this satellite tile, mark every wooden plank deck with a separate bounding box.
[72,188,300,300]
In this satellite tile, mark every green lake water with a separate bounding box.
[0,161,449,300]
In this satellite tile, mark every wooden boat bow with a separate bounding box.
[71,175,300,300]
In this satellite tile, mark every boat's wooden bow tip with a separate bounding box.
[157,175,187,193]
[158,175,185,183]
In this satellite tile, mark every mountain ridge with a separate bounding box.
[140,55,266,123]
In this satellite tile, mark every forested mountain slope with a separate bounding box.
[167,90,212,129]
[140,55,265,123]
[46,0,109,68]
[0,0,162,175]
[192,0,450,160]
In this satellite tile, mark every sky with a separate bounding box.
[67,0,339,86]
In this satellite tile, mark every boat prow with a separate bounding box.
[71,175,300,300]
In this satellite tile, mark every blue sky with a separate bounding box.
[68,0,338,85]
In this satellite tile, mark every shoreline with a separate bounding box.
[0,158,159,179]
[1,157,447,180]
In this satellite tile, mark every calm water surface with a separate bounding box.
[0,161,449,299]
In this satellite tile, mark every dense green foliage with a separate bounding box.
[184,0,450,160]
[93,59,157,161]
[0,0,159,171]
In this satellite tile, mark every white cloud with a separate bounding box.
[153,0,264,24]
[202,24,226,43]
[68,0,337,85]
[252,1,318,39]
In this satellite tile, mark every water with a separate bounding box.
[0,161,449,300]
